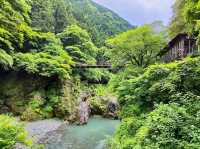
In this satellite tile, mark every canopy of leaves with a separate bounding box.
[0,0,73,80]
[168,0,188,37]
[13,43,73,79]
[0,115,31,149]
[30,0,76,34]
[109,56,200,149]
[68,0,133,46]
[169,0,200,39]
[184,0,200,42]
[57,25,97,65]
[30,0,132,46]
[0,49,13,70]
[0,0,30,51]
[57,25,110,82]
[107,25,165,68]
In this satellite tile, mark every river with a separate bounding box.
[45,116,120,149]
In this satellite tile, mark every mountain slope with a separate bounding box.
[68,0,133,46]
[30,0,133,46]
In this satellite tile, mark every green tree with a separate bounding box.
[0,0,31,52]
[57,25,97,65]
[0,115,31,148]
[168,0,188,37]
[107,25,165,68]
[30,0,75,34]
[0,0,31,69]
[30,0,54,32]
[184,0,200,39]
[52,0,75,34]
[67,0,132,46]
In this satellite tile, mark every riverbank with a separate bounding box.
[13,119,65,149]
[13,116,120,149]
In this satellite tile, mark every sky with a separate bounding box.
[92,0,175,26]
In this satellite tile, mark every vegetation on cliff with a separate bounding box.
[68,0,133,46]
[30,0,132,46]
[2,0,200,148]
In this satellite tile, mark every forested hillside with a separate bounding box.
[69,0,133,46]
[30,0,132,46]
[3,0,200,149]
[0,0,130,124]
[106,0,200,148]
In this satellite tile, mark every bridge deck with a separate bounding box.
[74,65,112,68]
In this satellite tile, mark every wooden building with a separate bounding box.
[161,33,198,62]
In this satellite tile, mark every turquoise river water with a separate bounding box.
[46,116,120,149]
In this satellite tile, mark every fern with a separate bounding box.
[0,49,13,70]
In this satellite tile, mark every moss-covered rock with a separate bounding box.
[0,71,49,115]
[0,70,78,121]
[54,80,77,120]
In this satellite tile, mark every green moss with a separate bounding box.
[0,71,77,121]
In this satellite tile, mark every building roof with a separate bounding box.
[160,33,190,54]
[168,33,188,48]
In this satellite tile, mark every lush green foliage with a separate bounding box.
[109,56,200,149]
[115,104,200,149]
[57,25,97,64]
[169,0,200,38]
[0,0,30,51]
[30,0,76,34]
[0,0,73,80]
[107,25,165,68]
[184,0,200,42]
[30,0,132,46]
[0,0,115,122]
[68,0,132,46]
[0,49,13,70]
[13,44,73,79]
[169,0,188,37]
[0,115,31,149]
[57,25,111,82]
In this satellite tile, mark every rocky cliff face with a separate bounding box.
[0,70,77,121]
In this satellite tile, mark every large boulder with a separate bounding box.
[105,98,120,119]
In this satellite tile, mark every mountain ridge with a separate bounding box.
[30,0,133,46]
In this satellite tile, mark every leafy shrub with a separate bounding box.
[114,104,200,149]
[0,49,13,70]
[106,137,121,149]
[132,104,200,149]
[110,57,200,149]
[116,65,173,113]
[108,67,144,93]
[21,98,45,121]
[0,115,31,149]
[89,97,107,115]
[115,117,143,142]
[120,105,141,118]
[13,43,73,80]
[171,92,200,116]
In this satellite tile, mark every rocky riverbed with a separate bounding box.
[13,119,65,149]
[13,117,120,149]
